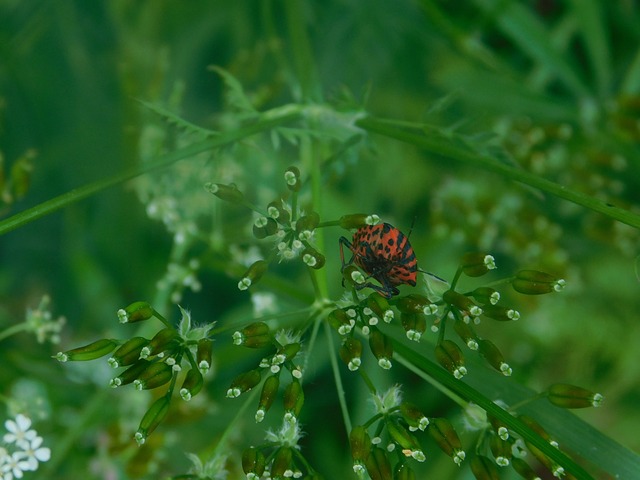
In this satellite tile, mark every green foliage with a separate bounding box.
[1,1,639,479]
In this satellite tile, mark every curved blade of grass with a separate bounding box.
[355,116,640,230]
[0,110,300,237]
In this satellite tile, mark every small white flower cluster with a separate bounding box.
[1,414,50,479]
[24,296,65,345]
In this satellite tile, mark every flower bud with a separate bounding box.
[55,338,119,362]
[117,301,154,324]
[267,199,290,223]
[442,290,483,317]
[253,216,279,239]
[350,425,371,463]
[364,447,393,480]
[471,287,500,305]
[256,374,280,421]
[461,253,496,277]
[478,339,512,376]
[481,304,520,322]
[393,463,416,480]
[453,318,479,350]
[204,182,244,203]
[510,457,538,480]
[546,383,604,408]
[400,403,429,431]
[387,421,424,461]
[435,340,467,379]
[489,434,511,466]
[238,260,268,291]
[328,308,355,335]
[400,312,426,342]
[196,338,213,374]
[180,367,204,401]
[283,379,304,419]
[339,337,363,371]
[295,211,319,233]
[226,369,262,398]
[369,328,393,369]
[429,418,465,465]
[135,361,174,390]
[284,166,301,191]
[108,337,149,368]
[271,446,294,477]
[470,455,500,480]
[339,213,380,229]
[110,359,151,387]
[512,270,566,295]
[135,395,170,445]
[234,321,272,348]
[302,246,326,269]
[242,447,266,478]
[143,327,178,358]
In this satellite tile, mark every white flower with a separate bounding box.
[3,415,36,449]
[1,451,31,479]
[21,436,51,471]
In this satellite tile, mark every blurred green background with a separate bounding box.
[1,1,639,478]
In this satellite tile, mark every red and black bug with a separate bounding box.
[339,222,418,298]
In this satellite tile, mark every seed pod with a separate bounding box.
[511,457,539,480]
[435,340,467,379]
[253,216,279,239]
[461,253,496,277]
[227,369,262,398]
[490,433,512,466]
[277,343,301,362]
[453,318,479,350]
[302,246,326,269]
[471,287,500,305]
[387,421,421,453]
[397,294,432,315]
[117,301,154,324]
[146,327,178,357]
[271,446,294,477]
[257,374,280,419]
[350,425,371,463]
[443,290,483,317]
[400,403,429,431]
[512,269,565,295]
[339,337,363,371]
[295,211,319,233]
[283,379,304,418]
[343,264,366,287]
[109,337,149,368]
[234,321,272,348]
[242,447,266,477]
[111,359,151,387]
[180,367,204,401]
[267,199,290,223]
[204,182,244,203]
[546,383,604,408]
[135,394,170,445]
[196,338,213,373]
[339,213,379,229]
[478,339,512,376]
[428,418,465,465]
[135,361,174,390]
[369,328,393,369]
[364,447,393,480]
[284,166,301,191]
[366,293,393,322]
[470,455,500,480]
[400,312,426,342]
[482,304,520,322]
[238,260,268,291]
[55,338,119,362]
[328,308,354,335]
[393,463,416,480]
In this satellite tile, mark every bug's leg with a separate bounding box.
[354,281,394,299]
[339,236,356,271]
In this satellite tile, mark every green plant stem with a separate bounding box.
[0,322,29,342]
[324,320,352,434]
[392,338,595,480]
[356,116,640,230]
[0,111,300,237]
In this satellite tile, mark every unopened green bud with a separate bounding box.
[271,446,294,477]
[471,287,500,305]
[328,308,355,335]
[55,338,119,362]
[302,246,326,269]
[394,463,416,480]
[546,383,604,408]
[339,337,363,371]
[253,216,279,239]
[512,270,566,295]
[118,301,154,324]
[364,447,393,480]
[256,374,280,421]
[510,457,539,480]
[453,318,479,350]
[238,260,268,291]
[180,367,204,401]
[350,425,372,463]
[145,327,178,357]
[242,447,266,477]
[461,253,496,277]
[108,337,149,368]
[482,304,520,322]
[435,340,467,379]
[490,434,512,466]
[135,395,170,445]
[470,455,500,480]
[429,417,465,465]
[443,290,483,317]
[196,338,213,374]
[204,182,244,203]
[227,369,262,398]
[387,421,424,461]
[284,166,301,191]
[400,312,426,342]
[234,321,272,348]
[135,361,174,390]
[478,339,512,376]
[369,328,393,369]
[339,213,380,229]
[400,403,429,431]
[283,379,304,419]
[295,211,319,233]
[110,359,151,387]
